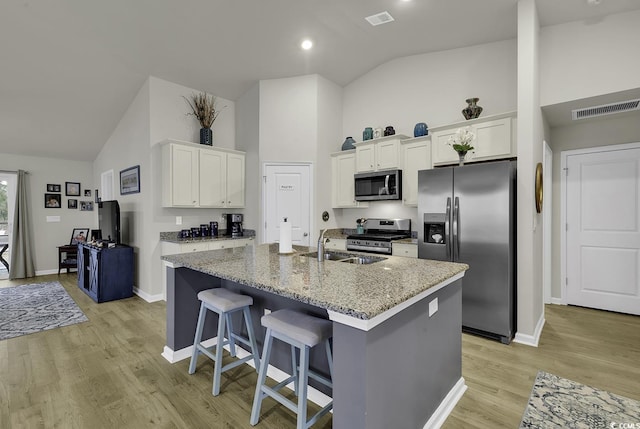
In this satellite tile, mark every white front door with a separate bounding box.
[565,144,640,315]
[263,164,312,246]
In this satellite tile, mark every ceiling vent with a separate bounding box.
[572,99,640,120]
[365,11,395,26]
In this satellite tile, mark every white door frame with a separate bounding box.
[543,141,553,304]
[560,141,640,304]
[261,162,314,245]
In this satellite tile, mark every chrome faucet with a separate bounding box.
[317,229,330,262]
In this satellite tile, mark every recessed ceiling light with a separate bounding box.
[301,39,313,50]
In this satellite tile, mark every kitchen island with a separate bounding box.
[162,243,468,428]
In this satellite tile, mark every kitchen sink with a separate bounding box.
[302,251,386,265]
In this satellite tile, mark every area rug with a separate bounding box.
[520,371,640,428]
[0,281,88,341]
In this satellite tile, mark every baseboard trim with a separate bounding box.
[161,338,332,408]
[133,287,164,303]
[35,269,63,276]
[549,298,565,306]
[423,377,467,429]
[514,314,546,347]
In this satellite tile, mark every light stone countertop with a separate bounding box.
[162,243,467,323]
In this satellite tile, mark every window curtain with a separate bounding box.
[9,170,35,279]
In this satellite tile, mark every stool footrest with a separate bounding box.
[261,385,300,415]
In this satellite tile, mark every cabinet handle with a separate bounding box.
[228,201,230,204]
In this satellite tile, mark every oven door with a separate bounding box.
[354,170,402,201]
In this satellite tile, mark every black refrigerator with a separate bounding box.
[417,160,516,344]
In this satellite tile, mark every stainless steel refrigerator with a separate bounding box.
[418,160,516,344]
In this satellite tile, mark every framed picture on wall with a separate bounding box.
[84,189,91,197]
[68,199,78,209]
[65,182,81,196]
[44,193,62,208]
[120,165,140,195]
[80,201,94,211]
[47,184,61,192]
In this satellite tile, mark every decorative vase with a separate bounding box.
[457,151,467,166]
[342,136,356,151]
[384,126,395,136]
[200,128,213,145]
[462,98,483,120]
[414,122,428,137]
[363,127,374,141]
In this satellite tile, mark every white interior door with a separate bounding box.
[565,144,640,315]
[263,164,311,246]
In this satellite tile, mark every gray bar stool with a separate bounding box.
[188,288,260,396]
[250,309,333,429]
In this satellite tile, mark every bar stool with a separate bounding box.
[250,309,333,429]
[188,288,260,396]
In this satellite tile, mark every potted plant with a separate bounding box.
[447,127,476,166]
[184,92,225,145]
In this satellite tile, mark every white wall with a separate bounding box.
[540,9,640,107]
[342,39,517,142]
[0,154,94,274]
[515,0,545,343]
[548,113,640,299]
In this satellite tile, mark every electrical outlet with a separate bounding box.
[176,216,182,225]
[428,298,438,317]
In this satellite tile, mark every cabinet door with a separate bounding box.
[473,118,512,160]
[333,153,358,208]
[226,153,245,208]
[324,238,347,251]
[356,143,376,172]
[170,144,199,206]
[199,150,226,207]
[402,141,431,206]
[376,140,399,170]
[392,243,418,258]
[431,129,460,165]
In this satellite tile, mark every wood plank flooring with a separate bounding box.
[1,274,639,428]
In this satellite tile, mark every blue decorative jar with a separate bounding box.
[363,127,374,141]
[414,122,428,137]
[342,136,356,150]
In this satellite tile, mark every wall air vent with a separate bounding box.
[572,99,640,120]
[365,11,395,26]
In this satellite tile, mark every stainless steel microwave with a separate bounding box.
[354,169,402,201]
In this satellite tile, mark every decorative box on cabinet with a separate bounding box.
[331,151,368,208]
[77,243,134,303]
[161,139,245,208]
[431,113,516,166]
[400,136,432,207]
[353,134,409,173]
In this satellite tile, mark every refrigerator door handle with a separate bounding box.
[445,197,452,260]
[453,196,459,261]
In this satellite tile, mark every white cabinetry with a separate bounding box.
[331,151,368,208]
[392,243,417,258]
[431,113,516,166]
[354,135,409,173]
[161,140,245,208]
[400,137,432,207]
[324,238,347,251]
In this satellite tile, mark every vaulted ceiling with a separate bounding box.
[1,0,639,161]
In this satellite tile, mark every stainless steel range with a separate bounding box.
[346,218,411,254]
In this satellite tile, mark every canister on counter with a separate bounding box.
[190,227,200,238]
[200,224,209,237]
[209,221,219,237]
[180,229,191,238]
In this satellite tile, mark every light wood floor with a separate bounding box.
[1,274,639,428]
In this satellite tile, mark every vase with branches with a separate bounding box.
[184,92,225,145]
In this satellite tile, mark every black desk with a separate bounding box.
[58,244,78,274]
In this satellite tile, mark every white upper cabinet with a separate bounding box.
[431,113,516,166]
[331,151,368,208]
[400,137,432,207]
[161,140,245,208]
[354,135,408,173]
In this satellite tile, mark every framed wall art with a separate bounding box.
[65,182,81,196]
[80,201,94,211]
[47,184,61,192]
[68,199,78,209]
[120,165,140,195]
[44,193,62,208]
[84,189,91,197]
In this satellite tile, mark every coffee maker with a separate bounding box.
[225,213,244,237]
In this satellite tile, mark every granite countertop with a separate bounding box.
[162,243,467,321]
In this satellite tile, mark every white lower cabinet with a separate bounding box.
[324,238,347,251]
[431,113,516,166]
[392,243,417,258]
[331,151,368,208]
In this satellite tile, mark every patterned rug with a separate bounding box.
[0,281,88,341]
[520,371,640,428]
